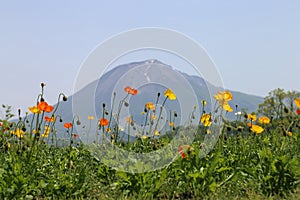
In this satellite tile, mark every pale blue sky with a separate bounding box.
[1,1,300,114]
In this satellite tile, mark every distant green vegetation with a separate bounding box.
[0,84,300,199]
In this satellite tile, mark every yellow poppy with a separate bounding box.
[154,130,160,136]
[11,128,25,138]
[28,106,42,114]
[106,128,111,133]
[223,102,233,112]
[295,98,300,108]
[145,102,155,110]
[150,114,156,121]
[247,114,257,121]
[201,100,207,106]
[287,131,293,137]
[251,125,264,134]
[258,116,270,124]
[88,116,95,120]
[42,126,51,137]
[142,135,147,140]
[200,113,212,127]
[214,91,233,103]
[164,88,176,100]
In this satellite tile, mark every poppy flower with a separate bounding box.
[145,102,155,110]
[126,116,133,123]
[154,130,160,136]
[74,133,79,139]
[44,105,54,113]
[295,98,300,108]
[222,102,233,112]
[38,102,54,113]
[0,122,2,127]
[164,88,176,100]
[258,116,270,124]
[124,86,138,95]
[287,131,293,137]
[150,114,156,121]
[247,114,257,121]
[64,122,73,129]
[45,116,56,122]
[200,113,212,127]
[178,145,191,160]
[88,116,94,120]
[201,100,207,106]
[214,91,233,103]
[169,122,174,127]
[106,128,111,133]
[250,125,264,134]
[42,126,50,137]
[99,118,109,126]
[142,135,147,140]
[28,106,42,114]
[11,128,25,138]
[296,109,300,115]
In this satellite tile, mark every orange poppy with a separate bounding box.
[99,118,109,126]
[64,122,73,129]
[178,145,191,160]
[124,86,138,95]
[45,116,56,122]
[74,133,79,139]
[38,101,54,113]
[44,105,54,113]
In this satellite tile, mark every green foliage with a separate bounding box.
[1,85,300,199]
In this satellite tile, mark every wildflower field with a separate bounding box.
[1,84,300,199]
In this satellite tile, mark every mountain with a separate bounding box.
[47,59,264,141]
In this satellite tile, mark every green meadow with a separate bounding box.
[1,84,300,199]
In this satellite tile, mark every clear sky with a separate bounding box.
[1,1,300,115]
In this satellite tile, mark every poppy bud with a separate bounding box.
[41,83,46,88]
[102,103,106,108]
[59,118,63,123]
[105,111,109,115]
[157,92,160,97]
[76,120,81,125]
[174,112,178,118]
[144,108,148,113]
[63,96,68,101]
[284,107,289,114]
[40,97,45,102]
[124,102,129,107]
[22,127,26,132]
